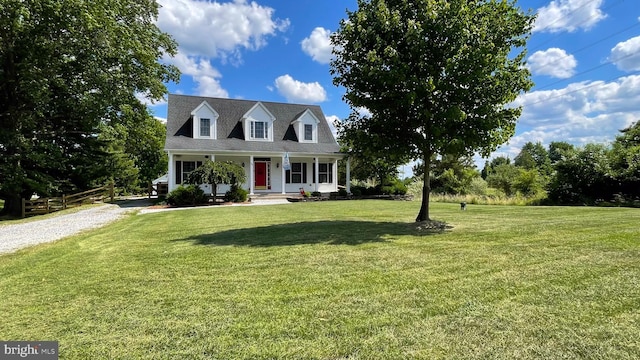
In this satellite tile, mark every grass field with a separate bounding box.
[1,201,639,359]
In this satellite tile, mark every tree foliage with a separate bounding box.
[0,0,179,216]
[428,155,479,195]
[548,141,574,164]
[548,144,612,204]
[547,122,640,205]
[514,142,551,175]
[331,0,535,221]
[186,161,246,197]
[338,139,401,185]
[481,156,511,179]
[610,121,640,198]
[486,163,519,196]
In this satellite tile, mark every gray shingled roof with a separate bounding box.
[165,94,342,155]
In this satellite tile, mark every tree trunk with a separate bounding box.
[0,193,23,218]
[416,151,432,222]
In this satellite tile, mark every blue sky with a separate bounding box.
[149,0,640,169]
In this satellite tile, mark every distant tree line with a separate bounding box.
[343,120,639,207]
[427,121,639,206]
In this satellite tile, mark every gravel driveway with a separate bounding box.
[0,200,149,255]
[0,197,290,255]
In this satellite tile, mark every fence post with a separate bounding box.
[110,182,114,202]
[45,198,50,214]
[21,198,26,219]
[148,182,152,199]
[62,194,67,209]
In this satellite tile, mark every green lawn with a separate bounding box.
[1,201,639,359]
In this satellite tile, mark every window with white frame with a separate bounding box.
[200,118,211,137]
[191,101,218,139]
[304,124,313,141]
[251,121,268,139]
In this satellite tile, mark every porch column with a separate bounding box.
[333,159,338,191]
[168,152,175,192]
[314,157,319,192]
[281,154,286,194]
[249,155,255,195]
[346,158,351,194]
[210,154,215,162]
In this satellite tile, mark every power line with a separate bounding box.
[530,20,640,77]
[522,70,640,107]
[534,50,638,91]
[529,0,625,52]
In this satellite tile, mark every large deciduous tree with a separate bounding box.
[0,0,179,216]
[331,0,534,221]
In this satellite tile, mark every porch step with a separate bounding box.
[249,193,299,201]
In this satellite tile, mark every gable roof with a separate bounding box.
[165,94,341,155]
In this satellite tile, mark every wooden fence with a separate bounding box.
[147,182,168,198]
[21,183,114,218]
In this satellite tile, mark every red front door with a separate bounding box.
[255,162,267,189]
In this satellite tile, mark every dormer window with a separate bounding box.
[200,118,211,137]
[242,102,276,142]
[293,108,320,143]
[251,121,268,139]
[192,101,218,139]
[304,124,313,141]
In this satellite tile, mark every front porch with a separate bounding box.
[167,151,350,196]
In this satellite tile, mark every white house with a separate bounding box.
[164,94,348,196]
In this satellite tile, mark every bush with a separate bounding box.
[224,185,248,203]
[166,185,207,206]
[338,188,348,197]
[391,179,408,195]
[468,177,489,195]
[311,191,322,197]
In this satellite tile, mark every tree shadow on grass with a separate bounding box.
[172,220,449,247]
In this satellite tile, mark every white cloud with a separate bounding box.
[534,0,606,33]
[495,75,640,159]
[325,115,340,139]
[274,75,327,103]
[195,75,229,98]
[527,48,577,78]
[610,35,640,72]
[301,27,334,64]
[157,0,289,63]
[356,107,372,118]
[163,53,229,97]
[136,92,167,106]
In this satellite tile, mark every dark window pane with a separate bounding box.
[304,124,313,140]
[200,118,210,137]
